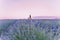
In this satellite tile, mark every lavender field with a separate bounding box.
[0,19,60,40]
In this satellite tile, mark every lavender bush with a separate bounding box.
[0,19,60,40]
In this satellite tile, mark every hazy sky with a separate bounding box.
[0,0,60,19]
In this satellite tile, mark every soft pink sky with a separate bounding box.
[0,0,60,19]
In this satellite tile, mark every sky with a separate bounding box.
[0,0,60,19]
